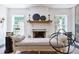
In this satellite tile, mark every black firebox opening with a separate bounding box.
[33,31,46,38]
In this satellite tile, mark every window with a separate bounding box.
[12,15,24,35]
[0,18,6,45]
[55,15,67,32]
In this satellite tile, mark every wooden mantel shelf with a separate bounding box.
[27,20,52,23]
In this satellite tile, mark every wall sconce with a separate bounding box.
[0,17,5,23]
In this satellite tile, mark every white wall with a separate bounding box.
[70,7,75,35]
[7,6,75,37]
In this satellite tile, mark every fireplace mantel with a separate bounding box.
[27,20,52,23]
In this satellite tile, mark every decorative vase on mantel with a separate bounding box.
[40,15,46,21]
[32,13,40,21]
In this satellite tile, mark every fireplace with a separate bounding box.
[33,29,46,38]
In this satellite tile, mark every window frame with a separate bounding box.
[55,15,67,32]
[12,15,25,35]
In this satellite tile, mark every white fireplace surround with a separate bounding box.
[25,22,55,38]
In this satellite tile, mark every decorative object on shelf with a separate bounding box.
[48,14,50,21]
[33,13,40,20]
[0,17,5,23]
[40,15,46,21]
[27,14,52,23]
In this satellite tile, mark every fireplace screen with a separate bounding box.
[33,31,46,38]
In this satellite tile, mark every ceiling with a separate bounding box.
[2,4,77,8]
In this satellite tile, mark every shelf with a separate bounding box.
[27,20,52,23]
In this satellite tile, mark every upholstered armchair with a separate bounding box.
[11,35,25,53]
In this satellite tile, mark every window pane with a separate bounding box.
[55,15,67,32]
[13,15,24,35]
